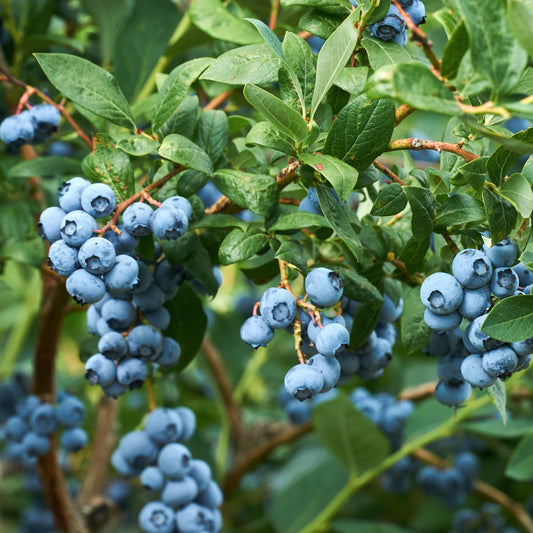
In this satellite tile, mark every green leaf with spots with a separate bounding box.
[116,136,160,157]
[268,212,331,233]
[370,183,407,216]
[499,173,533,218]
[274,241,308,274]
[361,36,412,70]
[405,187,435,240]
[158,134,214,175]
[219,227,269,265]
[434,193,486,227]
[482,188,517,243]
[246,122,297,156]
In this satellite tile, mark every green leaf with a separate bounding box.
[158,134,214,175]
[246,122,297,156]
[268,212,331,232]
[405,187,434,240]
[506,431,533,481]
[165,282,207,372]
[361,36,412,70]
[434,193,486,227]
[487,379,507,425]
[334,67,368,95]
[299,9,344,40]
[456,0,528,97]
[184,240,220,296]
[324,95,396,172]
[482,188,517,243]
[193,213,249,231]
[453,157,487,190]
[245,18,284,59]
[462,418,533,439]
[366,63,460,115]
[317,184,362,260]
[34,53,135,129]
[481,294,533,342]
[440,21,469,80]
[313,395,390,473]
[188,0,262,44]
[194,110,229,165]
[404,398,451,441]
[213,169,279,217]
[370,183,407,216]
[299,153,358,201]
[499,173,533,218]
[508,0,533,57]
[281,0,352,8]
[116,135,160,157]
[81,134,134,201]
[219,227,269,265]
[333,520,413,533]
[274,241,308,274]
[153,58,214,132]
[158,95,200,140]
[359,0,391,23]
[243,84,308,143]
[200,44,282,85]
[310,9,359,122]
[7,157,82,178]
[398,235,430,270]
[400,287,431,354]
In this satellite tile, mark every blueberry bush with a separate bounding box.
[2,0,533,532]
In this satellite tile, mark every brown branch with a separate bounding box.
[204,90,233,111]
[387,138,479,162]
[201,337,244,446]
[442,232,460,255]
[297,30,313,40]
[386,252,424,285]
[269,0,281,30]
[414,448,533,533]
[395,103,415,126]
[399,381,436,401]
[373,160,407,186]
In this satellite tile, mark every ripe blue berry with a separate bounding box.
[175,503,215,533]
[461,354,497,388]
[81,183,116,218]
[370,4,405,41]
[161,196,192,219]
[30,404,57,435]
[128,325,164,361]
[467,314,503,352]
[21,431,50,456]
[378,295,403,323]
[259,288,297,329]
[103,224,139,254]
[85,353,117,386]
[144,306,171,330]
[359,337,393,371]
[151,206,188,240]
[434,380,471,407]
[101,298,136,331]
[60,427,88,452]
[47,240,79,277]
[452,249,493,289]
[117,358,148,389]
[420,273,463,314]
[161,477,199,507]
[490,267,519,297]
[155,337,182,367]
[482,238,518,267]
[305,268,344,307]
[144,408,183,445]
[133,283,166,311]
[56,395,85,427]
[423,309,462,331]
[404,0,425,25]
[0,113,35,147]
[196,480,223,508]
[157,442,192,479]
[78,237,116,275]
[98,331,129,360]
[175,407,196,441]
[104,254,139,293]
[315,323,350,356]
[66,269,106,305]
[482,346,518,378]
[284,363,324,401]
[459,285,491,320]
[141,466,165,491]
[60,210,98,248]
[138,501,175,533]
[5,415,29,442]
[29,104,61,139]
[119,430,158,471]
[307,354,341,392]
[512,262,533,287]
[510,337,533,356]
[38,206,66,243]
[240,315,275,348]
[58,177,91,212]
[153,260,184,292]
[188,460,212,491]
[123,202,154,237]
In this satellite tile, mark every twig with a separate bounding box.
[395,103,415,125]
[414,448,533,533]
[373,160,407,186]
[204,90,233,111]
[387,138,479,162]
[442,232,460,255]
[269,0,281,30]
[399,381,436,401]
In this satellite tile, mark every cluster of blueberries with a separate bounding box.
[0,103,60,150]
[370,0,426,47]
[420,238,533,406]
[111,407,222,533]
[38,177,191,397]
[450,503,520,533]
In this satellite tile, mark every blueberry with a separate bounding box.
[404,0,425,25]
[5,415,29,442]
[161,477,199,507]
[104,254,139,293]
[461,354,496,388]
[482,238,518,267]
[132,260,154,294]
[512,262,533,287]
[370,4,405,41]
[21,431,50,456]
[188,460,212,492]
[240,315,275,348]
[101,298,136,331]
[458,285,491,320]
[0,113,35,147]
[467,313,503,352]
[315,323,350,356]
[87,307,101,336]
[47,240,79,277]
[420,272,463,314]
[101,379,128,399]
[392,29,407,46]
[16,395,41,419]
[482,346,518,378]
[305,268,344,307]
[151,206,189,240]
[66,269,106,305]
[117,358,148,389]
[175,407,196,441]
[123,202,153,237]
[28,104,60,142]
[308,314,345,344]
[359,337,393,371]
[175,503,215,533]
[30,404,57,435]
[154,260,184,292]
[85,353,117,386]
[141,466,165,491]
[307,354,341,392]
[299,196,322,215]
[96,317,113,337]
[337,351,361,374]
[128,325,164,361]
[48,141,74,156]
[423,309,462,331]
[454,451,479,480]
[197,181,222,208]
[38,206,67,243]
[133,282,166,311]
[490,267,519,297]
[285,398,312,425]
[144,408,183,445]
[56,395,85,428]
[437,354,464,385]
[111,448,140,476]
[81,183,116,218]
[196,480,223,509]
[155,337,182,367]
[259,288,297,329]
[157,442,192,479]
[103,224,139,254]
[516,353,532,372]
[98,331,129,360]
[375,322,397,345]
[417,466,442,496]
[119,430,158,471]
[58,177,91,212]
[144,306,171,330]
[60,427,88,452]
[78,236,116,275]
[60,210,98,248]
[378,295,403,323]
[138,501,175,533]
[161,196,192,220]
[284,363,324,401]
[434,380,472,407]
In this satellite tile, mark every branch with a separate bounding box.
[269,0,281,30]
[373,160,407,186]
[387,138,479,162]
[399,381,436,401]
[395,103,415,126]
[204,90,233,111]
[442,232,460,255]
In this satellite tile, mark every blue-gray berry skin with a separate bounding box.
[434,380,472,407]
[161,477,199,507]
[133,282,166,311]
[404,0,426,25]
[175,503,214,533]
[5,415,29,442]
[376,322,397,345]
[128,325,164,361]
[86,305,100,335]
[21,431,50,457]
[305,268,344,307]
[103,224,139,254]
[259,288,297,329]
[78,237,116,275]
[151,206,188,240]
[98,331,128,360]
[482,238,518,267]
[85,353,117,386]
[240,315,274,348]
[512,262,533,287]
[370,4,405,41]
[175,407,196,441]
[16,395,41,420]
[510,337,533,356]
[337,351,360,374]
[461,354,496,388]
[60,427,88,452]
[29,104,60,133]
[359,337,393,371]
[101,298,136,331]
[81,183,116,218]
[56,396,85,427]
[392,29,407,46]
[154,260,184,292]
[30,404,57,435]
[38,206,66,243]
[467,313,503,353]
[299,196,322,215]
[459,285,491,320]
[47,240,79,277]
[307,314,345,344]
[96,317,113,337]
[119,430,158,471]
[188,460,212,491]
[0,113,35,147]
[141,466,165,491]
[161,196,192,220]
[285,397,312,425]
[420,272,463,314]
[157,442,192,479]
[315,323,350,356]
[144,306,171,330]
[436,354,463,385]
[66,269,106,305]
[284,363,324,401]
[490,267,519,297]
[60,210,98,248]
[307,354,341,392]
[482,346,518,378]
[131,260,153,294]
[116,358,148,389]
[138,501,175,533]
[423,309,462,331]
[454,451,479,480]
[58,177,91,213]
[378,295,403,323]
[196,480,223,509]
[104,254,139,293]
[111,448,140,476]
[145,408,183,445]
[101,379,128,399]
[155,337,182,367]
[452,249,493,289]
[516,353,532,372]
[123,202,154,237]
